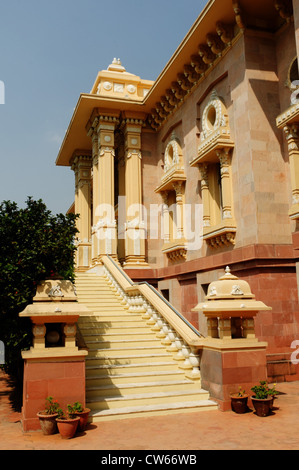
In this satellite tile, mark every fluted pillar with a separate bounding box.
[199,163,211,228]
[173,181,184,239]
[71,155,92,270]
[96,115,119,259]
[284,123,299,219]
[161,191,170,243]
[123,116,147,267]
[91,130,100,263]
[217,148,233,220]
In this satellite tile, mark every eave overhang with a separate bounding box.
[56,94,147,167]
[56,0,290,167]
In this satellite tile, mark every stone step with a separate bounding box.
[86,345,167,357]
[89,400,218,422]
[79,314,144,323]
[79,304,128,310]
[85,361,179,377]
[86,379,200,397]
[87,389,210,410]
[84,338,165,349]
[85,352,173,366]
[79,322,147,331]
[85,370,188,386]
[83,332,158,342]
[75,271,218,421]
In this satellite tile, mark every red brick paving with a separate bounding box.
[1,369,299,450]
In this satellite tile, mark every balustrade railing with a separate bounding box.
[102,255,204,380]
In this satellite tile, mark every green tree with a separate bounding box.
[0,197,78,382]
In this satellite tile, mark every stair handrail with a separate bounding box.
[101,255,204,380]
[103,255,204,343]
[103,255,203,338]
[136,282,203,343]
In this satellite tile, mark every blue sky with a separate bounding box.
[0,0,208,214]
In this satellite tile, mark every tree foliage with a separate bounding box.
[0,197,78,379]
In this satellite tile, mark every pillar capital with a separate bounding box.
[217,147,232,168]
[97,117,118,152]
[283,123,299,153]
[71,154,92,171]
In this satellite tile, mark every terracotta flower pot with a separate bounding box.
[56,417,80,439]
[251,396,273,417]
[74,408,91,432]
[230,394,249,414]
[37,412,59,435]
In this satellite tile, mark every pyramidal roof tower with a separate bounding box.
[90,58,153,101]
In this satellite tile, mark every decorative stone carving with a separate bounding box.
[164,134,180,172]
[127,84,136,94]
[48,285,64,298]
[232,1,246,32]
[206,232,236,248]
[231,285,244,296]
[114,83,124,93]
[216,21,235,45]
[190,55,208,75]
[103,81,113,91]
[201,90,228,140]
[198,44,216,65]
[206,33,225,56]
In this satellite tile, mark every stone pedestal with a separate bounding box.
[200,339,268,411]
[19,279,89,432]
[193,266,270,411]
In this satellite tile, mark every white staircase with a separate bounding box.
[75,271,217,421]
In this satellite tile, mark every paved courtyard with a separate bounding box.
[1,370,299,451]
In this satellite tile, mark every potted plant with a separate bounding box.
[37,396,60,435]
[251,381,279,417]
[56,405,80,439]
[70,401,91,432]
[230,387,249,414]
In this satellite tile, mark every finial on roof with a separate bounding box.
[225,266,231,276]
[107,58,126,72]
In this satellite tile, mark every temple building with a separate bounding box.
[55,0,299,397]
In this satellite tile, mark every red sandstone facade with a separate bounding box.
[56,0,299,385]
[122,0,299,384]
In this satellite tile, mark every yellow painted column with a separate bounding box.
[90,129,100,263]
[199,163,211,228]
[284,123,299,219]
[117,156,126,263]
[123,117,147,267]
[172,181,185,240]
[96,115,119,259]
[217,148,233,220]
[71,155,92,270]
[161,191,170,244]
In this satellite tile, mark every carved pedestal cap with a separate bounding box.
[193,267,272,318]
[19,279,90,322]
[19,279,90,358]
[33,280,77,302]
[206,266,254,300]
